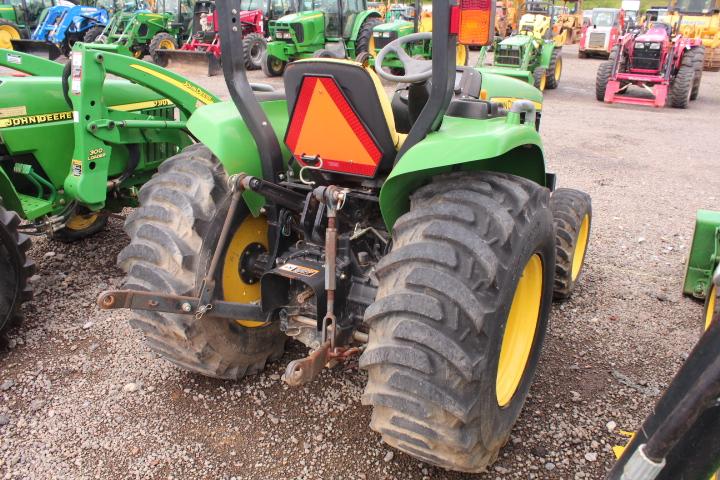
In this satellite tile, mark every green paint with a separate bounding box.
[0,44,218,221]
[187,99,291,216]
[684,210,720,299]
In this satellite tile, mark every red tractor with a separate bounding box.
[154,0,294,75]
[595,23,704,108]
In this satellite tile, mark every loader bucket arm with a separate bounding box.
[0,48,64,75]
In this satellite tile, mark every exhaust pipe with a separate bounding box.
[10,39,63,61]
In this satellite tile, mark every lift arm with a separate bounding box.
[0,48,64,76]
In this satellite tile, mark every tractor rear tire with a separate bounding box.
[84,25,105,43]
[243,32,266,71]
[533,66,546,91]
[355,16,382,57]
[595,61,612,101]
[261,50,286,77]
[669,64,694,109]
[550,189,591,300]
[361,171,555,473]
[545,48,562,89]
[117,144,286,380]
[0,206,34,338]
[149,32,177,64]
[690,46,704,100]
[0,19,22,50]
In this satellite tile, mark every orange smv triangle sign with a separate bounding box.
[285,76,382,177]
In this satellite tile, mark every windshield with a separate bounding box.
[240,0,265,10]
[592,10,615,26]
[311,0,338,10]
[675,0,715,12]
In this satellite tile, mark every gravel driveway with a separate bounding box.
[1,44,719,479]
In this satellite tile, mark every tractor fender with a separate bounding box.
[683,209,720,299]
[186,99,292,216]
[0,169,24,218]
[349,10,382,42]
[540,42,557,68]
[379,114,546,230]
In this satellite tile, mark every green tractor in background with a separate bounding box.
[98,0,593,473]
[87,0,194,59]
[478,0,564,91]
[261,0,382,76]
[0,46,219,338]
[0,0,59,49]
[684,210,720,330]
[369,0,469,74]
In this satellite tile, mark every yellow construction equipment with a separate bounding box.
[665,0,720,71]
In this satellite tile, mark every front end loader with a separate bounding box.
[98,0,593,474]
[683,210,720,326]
[11,3,109,58]
[87,0,193,60]
[0,46,219,333]
[477,0,564,90]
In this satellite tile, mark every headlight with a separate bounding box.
[276,31,291,39]
[649,42,661,49]
[382,32,391,38]
[634,41,645,49]
[373,32,381,37]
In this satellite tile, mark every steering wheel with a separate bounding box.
[374,31,433,83]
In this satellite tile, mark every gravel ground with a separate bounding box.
[1,45,719,479]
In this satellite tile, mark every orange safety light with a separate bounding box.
[453,0,495,46]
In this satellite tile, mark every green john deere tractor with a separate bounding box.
[478,0,564,91]
[369,0,469,74]
[0,46,219,337]
[98,0,592,473]
[684,210,720,330]
[0,0,57,49]
[261,0,382,76]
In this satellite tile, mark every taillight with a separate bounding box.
[455,0,495,46]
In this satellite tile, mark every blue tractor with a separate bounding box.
[12,2,109,58]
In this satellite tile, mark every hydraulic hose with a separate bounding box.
[108,144,140,189]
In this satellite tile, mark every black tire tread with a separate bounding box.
[84,25,105,43]
[596,60,612,101]
[242,32,266,70]
[669,64,694,108]
[545,48,561,89]
[361,171,553,472]
[549,188,591,299]
[117,144,285,380]
[0,206,34,337]
[149,32,177,63]
[355,16,382,56]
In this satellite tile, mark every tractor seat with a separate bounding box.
[283,58,405,178]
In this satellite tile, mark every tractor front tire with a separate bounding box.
[669,64,694,109]
[243,32,266,70]
[595,61,612,101]
[690,46,704,100]
[84,25,105,43]
[54,208,108,243]
[0,19,22,50]
[545,48,562,89]
[361,171,555,473]
[118,144,286,379]
[550,189,591,300]
[261,51,286,77]
[355,16,383,56]
[533,66,547,91]
[149,32,177,64]
[0,206,34,338]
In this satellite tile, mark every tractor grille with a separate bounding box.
[373,31,397,50]
[631,43,662,70]
[495,45,521,66]
[588,32,606,49]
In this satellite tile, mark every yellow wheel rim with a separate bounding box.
[496,254,543,407]
[133,49,143,58]
[706,284,717,331]
[369,35,377,58]
[0,25,20,50]
[571,214,590,281]
[65,213,99,231]
[159,39,175,49]
[554,57,562,81]
[538,74,546,91]
[221,215,268,328]
[456,44,467,66]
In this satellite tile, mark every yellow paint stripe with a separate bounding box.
[129,63,216,105]
[110,98,173,111]
[491,97,543,111]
